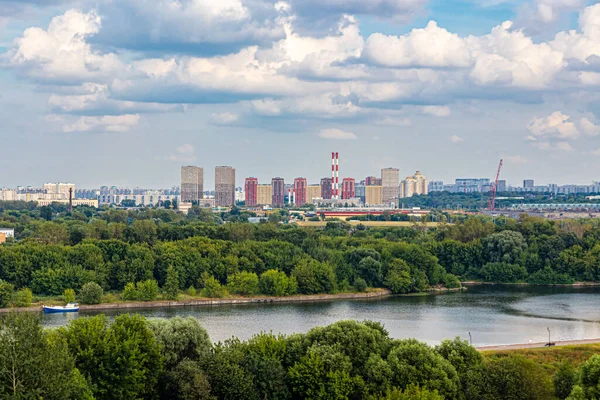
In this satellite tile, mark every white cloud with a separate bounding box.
[166,144,196,163]
[450,135,464,143]
[62,114,140,133]
[528,111,580,140]
[318,128,357,140]
[10,9,123,82]
[580,117,600,136]
[533,141,574,151]
[211,112,239,124]
[363,21,472,68]
[556,141,574,151]
[422,105,451,117]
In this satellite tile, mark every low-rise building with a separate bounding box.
[0,228,15,238]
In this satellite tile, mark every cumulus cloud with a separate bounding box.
[516,0,583,31]
[287,0,426,23]
[580,117,600,136]
[318,128,357,140]
[528,111,580,140]
[422,105,451,117]
[166,144,196,163]
[450,135,464,143]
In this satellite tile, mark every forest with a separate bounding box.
[1,312,597,400]
[1,201,600,306]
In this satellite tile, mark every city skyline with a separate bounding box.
[2,2,600,188]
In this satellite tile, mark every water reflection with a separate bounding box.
[41,285,600,346]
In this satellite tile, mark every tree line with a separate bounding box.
[2,313,598,400]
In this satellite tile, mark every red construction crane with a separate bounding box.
[488,159,503,211]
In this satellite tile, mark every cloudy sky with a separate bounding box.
[2,0,600,189]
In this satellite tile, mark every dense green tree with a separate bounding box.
[227,271,260,295]
[163,360,215,400]
[482,355,553,400]
[483,231,528,264]
[79,281,103,304]
[0,279,14,307]
[164,265,180,300]
[259,269,297,296]
[60,314,163,400]
[480,262,528,283]
[357,256,383,287]
[292,259,336,294]
[555,362,578,399]
[436,337,485,399]
[579,354,600,399]
[0,313,93,399]
[148,317,212,367]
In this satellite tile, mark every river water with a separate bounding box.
[41,285,600,346]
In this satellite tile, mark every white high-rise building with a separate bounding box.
[400,171,428,198]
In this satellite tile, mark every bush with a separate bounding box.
[480,262,528,283]
[443,274,461,289]
[353,277,367,292]
[528,267,574,285]
[137,280,159,301]
[122,282,138,301]
[200,273,228,298]
[0,279,15,308]
[259,270,295,296]
[12,288,33,307]
[62,288,76,304]
[163,266,180,300]
[292,260,337,294]
[227,272,259,296]
[188,286,197,296]
[554,362,577,399]
[79,282,103,305]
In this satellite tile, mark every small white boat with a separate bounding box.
[43,302,79,313]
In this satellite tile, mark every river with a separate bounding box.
[41,285,600,346]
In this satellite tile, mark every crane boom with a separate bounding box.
[488,159,503,211]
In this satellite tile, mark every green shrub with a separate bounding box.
[12,288,33,307]
[259,269,295,296]
[353,277,367,292]
[227,272,259,296]
[122,282,139,301]
[443,274,461,289]
[62,288,76,304]
[79,282,103,305]
[188,286,196,296]
[163,266,180,300]
[200,273,228,298]
[0,279,15,307]
[137,280,159,301]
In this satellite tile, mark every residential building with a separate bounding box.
[355,183,366,203]
[271,178,285,206]
[320,178,332,200]
[36,199,99,207]
[181,166,204,202]
[524,179,535,188]
[294,178,307,206]
[0,188,16,201]
[365,186,383,205]
[0,228,15,238]
[381,168,400,204]
[428,181,445,192]
[215,166,236,207]
[400,171,428,198]
[245,177,258,206]
[454,178,490,193]
[257,184,272,206]
[497,180,507,192]
[365,176,382,186]
[342,178,355,200]
[0,233,5,244]
[306,185,321,203]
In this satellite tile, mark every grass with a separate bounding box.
[483,344,600,375]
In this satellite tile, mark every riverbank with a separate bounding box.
[0,288,392,314]
[462,281,600,287]
[478,338,600,351]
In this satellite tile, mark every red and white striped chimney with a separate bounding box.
[335,152,339,199]
[331,152,335,199]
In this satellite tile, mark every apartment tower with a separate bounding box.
[320,178,332,200]
[381,167,400,204]
[342,178,355,200]
[294,178,307,206]
[245,177,258,206]
[271,178,285,206]
[180,166,204,202]
[215,166,236,207]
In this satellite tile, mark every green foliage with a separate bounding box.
[375,385,444,400]
[480,262,528,283]
[200,273,228,298]
[121,282,139,301]
[259,269,296,296]
[443,273,462,289]
[579,354,600,399]
[62,288,76,304]
[385,259,412,294]
[292,259,336,294]
[482,354,554,400]
[137,279,159,301]
[0,313,93,399]
[354,277,367,292]
[188,285,197,296]
[12,288,33,307]
[60,314,163,399]
[164,360,216,400]
[0,279,14,307]
[528,267,574,285]
[79,282,103,305]
[555,362,578,399]
[164,265,180,300]
[566,385,587,400]
[227,271,259,296]
[148,317,211,367]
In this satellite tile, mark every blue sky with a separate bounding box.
[2,0,600,189]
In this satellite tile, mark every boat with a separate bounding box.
[43,303,79,313]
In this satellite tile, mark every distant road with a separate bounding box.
[478,338,600,351]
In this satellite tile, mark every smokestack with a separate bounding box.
[331,152,335,199]
[335,152,339,199]
[69,187,73,213]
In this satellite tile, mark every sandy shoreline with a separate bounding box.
[478,338,600,351]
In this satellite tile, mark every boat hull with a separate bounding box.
[43,306,79,313]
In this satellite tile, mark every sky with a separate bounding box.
[2,0,600,190]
